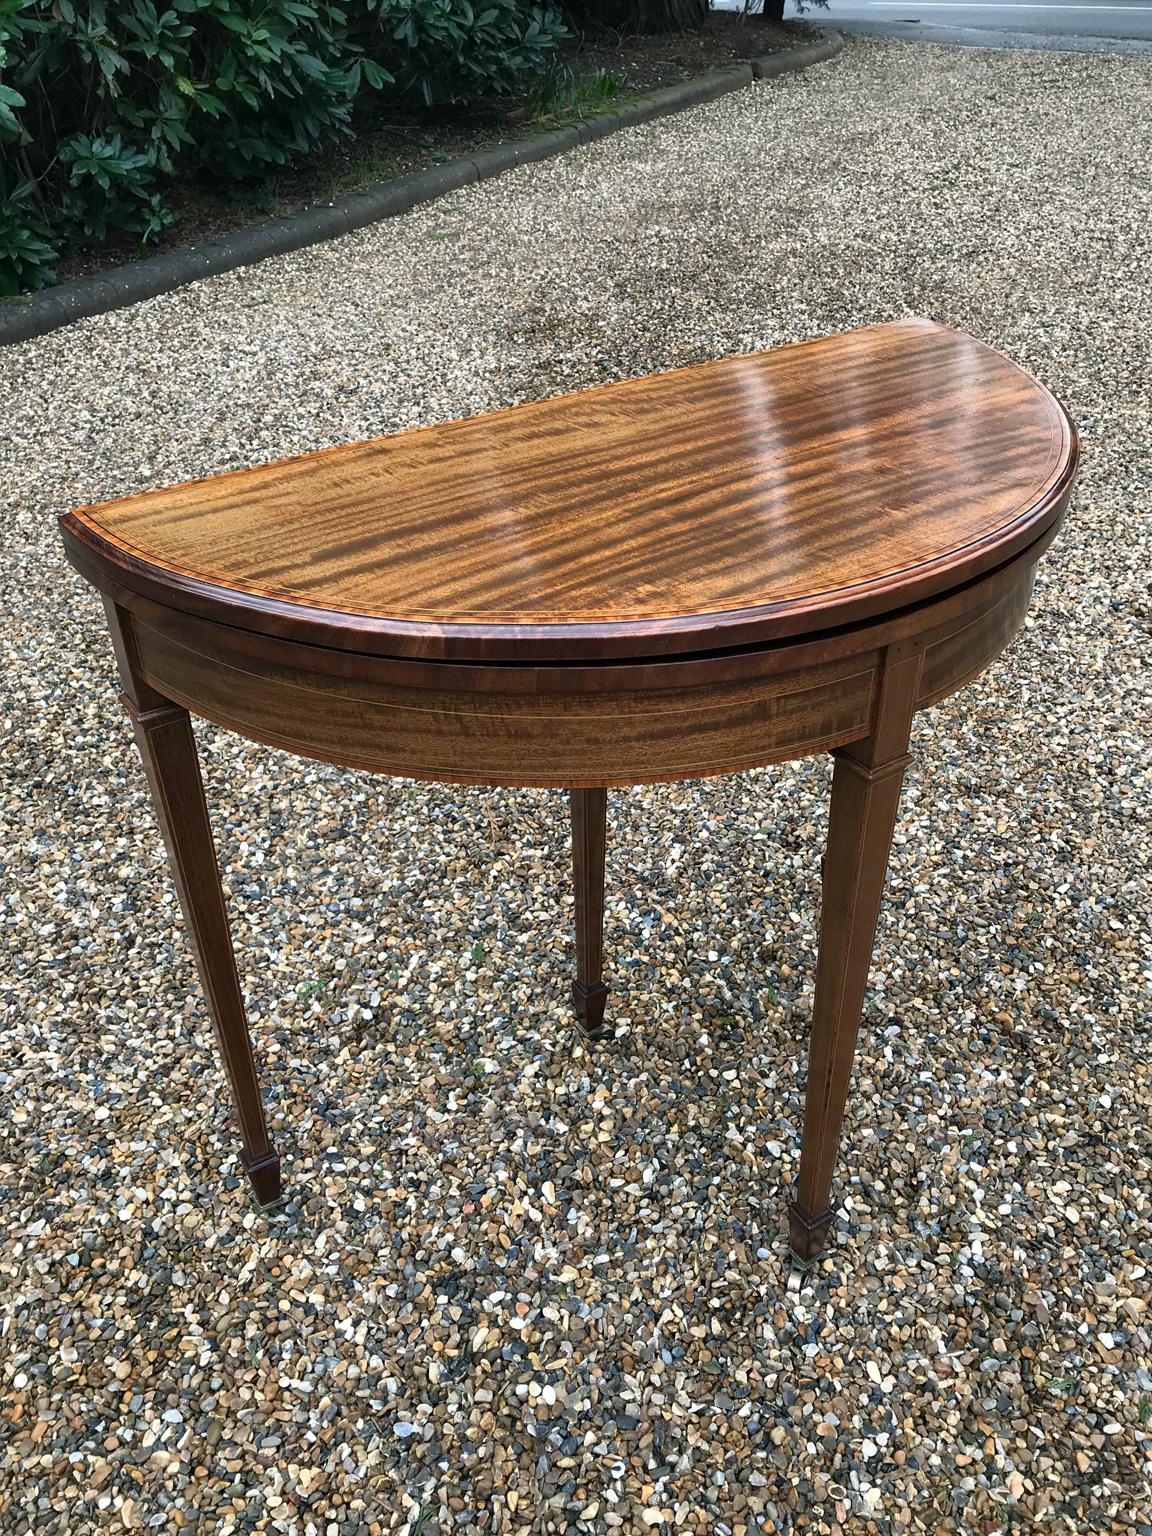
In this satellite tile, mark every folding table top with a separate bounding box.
[61,318,1076,663]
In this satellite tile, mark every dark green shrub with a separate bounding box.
[0,0,565,294]
[0,165,56,291]
[379,1,568,105]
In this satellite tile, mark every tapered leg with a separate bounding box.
[570,787,610,1041]
[788,647,923,1264]
[103,601,281,1206]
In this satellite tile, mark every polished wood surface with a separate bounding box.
[60,319,1076,662]
[61,322,1077,1265]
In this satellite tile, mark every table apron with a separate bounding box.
[119,560,1038,788]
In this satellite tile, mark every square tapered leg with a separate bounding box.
[105,599,281,1207]
[570,788,610,1041]
[789,646,922,1263]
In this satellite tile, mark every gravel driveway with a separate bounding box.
[2,33,1150,1536]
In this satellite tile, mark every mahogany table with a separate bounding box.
[60,319,1077,1263]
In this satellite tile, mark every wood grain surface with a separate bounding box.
[60,319,1077,663]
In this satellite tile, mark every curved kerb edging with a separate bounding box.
[0,30,843,347]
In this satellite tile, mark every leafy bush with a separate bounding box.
[0,165,55,290]
[0,0,565,295]
[383,1,567,105]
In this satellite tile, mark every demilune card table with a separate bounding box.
[60,319,1077,1264]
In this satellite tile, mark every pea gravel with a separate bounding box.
[2,34,1151,1536]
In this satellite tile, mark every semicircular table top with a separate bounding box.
[61,318,1077,663]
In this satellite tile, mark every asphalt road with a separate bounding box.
[715,0,1152,43]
